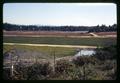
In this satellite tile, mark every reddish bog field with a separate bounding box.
[3,31,91,37]
[3,31,117,38]
[94,32,117,36]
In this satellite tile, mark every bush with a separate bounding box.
[10,62,53,80]
[55,59,74,74]
[3,68,11,80]
[72,56,98,66]
[94,45,116,60]
[26,62,53,80]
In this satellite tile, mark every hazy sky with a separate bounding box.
[3,3,117,26]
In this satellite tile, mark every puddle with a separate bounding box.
[75,49,95,56]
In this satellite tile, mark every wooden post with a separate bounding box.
[53,49,56,73]
[83,65,86,80]
[11,64,14,77]
[10,52,14,78]
[54,50,55,72]
[35,55,37,64]
[80,48,81,56]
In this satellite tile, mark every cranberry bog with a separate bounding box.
[3,31,116,46]
[3,31,92,37]
[3,31,117,38]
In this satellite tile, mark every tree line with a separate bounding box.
[3,23,117,32]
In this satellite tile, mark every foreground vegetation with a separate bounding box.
[3,36,116,46]
[3,45,117,80]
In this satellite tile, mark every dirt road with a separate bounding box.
[4,43,97,49]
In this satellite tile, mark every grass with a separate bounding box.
[3,45,77,58]
[3,36,116,46]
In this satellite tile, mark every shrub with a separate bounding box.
[26,62,52,80]
[94,45,116,60]
[55,59,74,74]
[3,68,11,80]
[72,56,98,66]
[11,62,53,80]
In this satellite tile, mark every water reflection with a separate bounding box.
[75,49,95,56]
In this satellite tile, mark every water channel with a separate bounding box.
[75,49,95,56]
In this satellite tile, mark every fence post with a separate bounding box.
[83,64,86,80]
[9,52,14,78]
[52,48,56,74]
[54,49,56,73]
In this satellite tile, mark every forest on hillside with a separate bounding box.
[3,23,117,32]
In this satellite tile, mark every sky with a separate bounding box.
[3,3,117,26]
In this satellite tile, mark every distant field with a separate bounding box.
[3,31,117,38]
[3,31,91,37]
[3,36,116,46]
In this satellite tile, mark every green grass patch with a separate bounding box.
[3,45,76,58]
[3,36,116,46]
